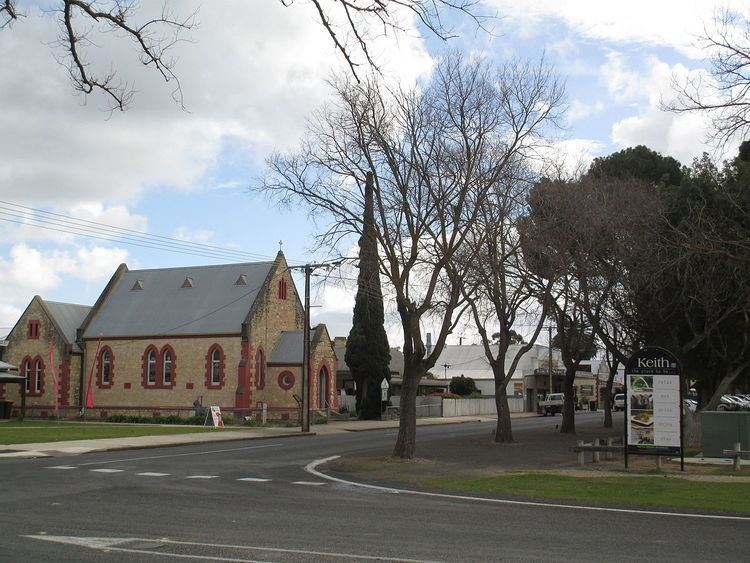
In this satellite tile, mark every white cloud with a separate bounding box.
[0,1,433,210]
[0,244,128,329]
[487,1,745,58]
[568,99,605,123]
[605,55,734,163]
[173,226,214,245]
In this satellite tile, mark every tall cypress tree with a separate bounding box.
[345,171,391,419]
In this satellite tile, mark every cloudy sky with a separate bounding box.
[0,0,742,344]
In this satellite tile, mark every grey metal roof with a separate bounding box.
[44,301,91,352]
[83,261,274,338]
[0,360,18,371]
[333,344,402,375]
[270,331,304,364]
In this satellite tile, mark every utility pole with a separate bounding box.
[290,260,344,434]
[548,325,553,395]
[302,264,311,433]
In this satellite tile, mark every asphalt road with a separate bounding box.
[0,414,747,562]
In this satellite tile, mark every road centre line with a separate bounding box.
[137,472,170,477]
[186,475,219,479]
[90,468,124,473]
[45,466,76,469]
[305,456,750,522]
[237,478,272,482]
[75,443,281,466]
[292,481,326,486]
[26,535,447,563]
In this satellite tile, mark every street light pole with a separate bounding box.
[443,363,450,379]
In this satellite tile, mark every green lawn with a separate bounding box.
[432,473,750,514]
[0,420,230,445]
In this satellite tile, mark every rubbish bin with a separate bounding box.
[589,400,597,412]
[0,400,13,419]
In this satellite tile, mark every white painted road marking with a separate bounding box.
[25,535,447,562]
[237,478,272,482]
[186,475,219,479]
[305,456,750,522]
[46,466,76,470]
[89,468,124,473]
[77,443,282,466]
[136,472,170,477]
[292,481,325,486]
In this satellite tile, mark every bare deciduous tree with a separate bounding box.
[1,0,487,110]
[461,164,556,443]
[664,9,750,146]
[261,54,563,458]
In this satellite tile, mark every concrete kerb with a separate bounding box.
[0,430,316,459]
[0,413,536,459]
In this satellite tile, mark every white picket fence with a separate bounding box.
[441,397,525,417]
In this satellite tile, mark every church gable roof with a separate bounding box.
[43,301,91,352]
[82,261,275,338]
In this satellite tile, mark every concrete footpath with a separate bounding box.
[0,414,533,459]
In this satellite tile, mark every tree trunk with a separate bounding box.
[359,377,384,420]
[704,362,748,411]
[602,364,617,429]
[494,385,514,443]
[560,367,576,434]
[393,369,420,459]
[602,386,612,429]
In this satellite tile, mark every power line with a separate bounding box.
[0,200,304,265]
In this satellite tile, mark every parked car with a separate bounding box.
[728,395,750,410]
[682,398,697,413]
[613,393,625,412]
[539,393,564,416]
[718,395,741,411]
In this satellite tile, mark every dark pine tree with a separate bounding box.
[345,172,391,419]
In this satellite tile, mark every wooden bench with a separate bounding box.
[570,438,624,466]
[722,442,750,471]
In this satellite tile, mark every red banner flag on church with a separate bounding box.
[85,339,101,409]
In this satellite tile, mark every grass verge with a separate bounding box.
[432,472,750,514]
[0,420,231,445]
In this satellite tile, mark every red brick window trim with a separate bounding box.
[96,346,115,388]
[255,348,265,390]
[161,344,175,387]
[278,370,295,391]
[27,320,40,339]
[205,344,226,389]
[278,278,288,300]
[25,355,45,397]
[141,345,177,389]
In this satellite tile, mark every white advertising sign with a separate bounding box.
[625,348,682,456]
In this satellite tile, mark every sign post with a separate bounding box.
[624,347,683,470]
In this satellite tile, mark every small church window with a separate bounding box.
[99,348,113,387]
[163,350,172,384]
[278,278,287,300]
[34,359,43,393]
[147,349,157,384]
[27,320,40,339]
[211,349,221,385]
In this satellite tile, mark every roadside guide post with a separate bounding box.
[381,378,389,419]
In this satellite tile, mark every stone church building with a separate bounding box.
[0,252,337,419]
